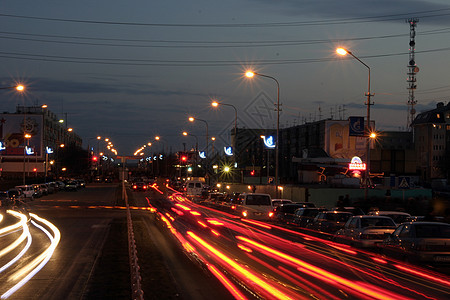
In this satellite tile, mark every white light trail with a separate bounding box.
[1,213,61,299]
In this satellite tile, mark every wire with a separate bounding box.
[1,8,450,27]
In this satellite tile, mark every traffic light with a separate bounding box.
[181,155,188,163]
[250,170,255,176]
[92,156,98,162]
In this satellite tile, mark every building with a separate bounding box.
[412,102,450,185]
[235,117,417,186]
[0,105,82,177]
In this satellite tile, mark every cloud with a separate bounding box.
[4,77,205,97]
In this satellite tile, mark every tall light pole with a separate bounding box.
[246,71,280,196]
[336,48,374,193]
[211,100,237,149]
[182,131,198,153]
[188,117,208,156]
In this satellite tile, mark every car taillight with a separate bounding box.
[242,211,248,217]
[133,185,137,189]
[143,186,147,189]
[268,211,274,218]
[231,205,236,210]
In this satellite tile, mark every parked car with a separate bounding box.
[334,215,397,248]
[332,206,365,215]
[38,184,49,195]
[272,203,314,224]
[132,182,148,192]
[307,211,354,234]
[8,188,25,203]
[381,222,450,264]
[32,185,43,198]
[271,199,292,208]
[367,211,412,225]
[292,207,327,227]
[64,180,78,191]
[15,185,35,199]
[75,179,86,188]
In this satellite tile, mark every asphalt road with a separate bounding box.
[2,183,450,299]
[0,183,232,300]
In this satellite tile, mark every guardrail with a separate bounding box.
[123,181,144,299]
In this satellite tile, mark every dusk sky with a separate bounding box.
[1,1,450,156]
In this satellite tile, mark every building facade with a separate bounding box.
[0,106,82,176]
[412,102,450,184]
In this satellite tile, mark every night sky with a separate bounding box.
[1,0,450,156]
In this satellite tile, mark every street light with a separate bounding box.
[188,117,209,155]
[0,84,25,91]
[182,131,198,153]
[245,70,281,196]
[23,133,32,185]
[336,47,374,191]
[211,100,238,151]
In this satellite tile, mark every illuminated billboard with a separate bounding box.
[0,114,44,158]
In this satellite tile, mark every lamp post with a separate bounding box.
[336,47,374,194]
[211,100,237,149]
[182,131,198,153]
[246,71,280,196]
[188,117,208,155]
[23,133,31,185]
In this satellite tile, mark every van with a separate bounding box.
[16,185,35,199]
[234,193,273,220]
[184,180,205,201]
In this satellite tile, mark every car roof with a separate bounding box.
[368,211,411,215]
[401,221,450,226]
[352,215,393,219]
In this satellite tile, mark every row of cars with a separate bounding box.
[0,179,86,207]
[271,199,450,265]
[200,192,450,265]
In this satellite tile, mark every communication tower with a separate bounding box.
[406,18,419,129]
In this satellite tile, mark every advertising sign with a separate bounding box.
[0,114,44,158]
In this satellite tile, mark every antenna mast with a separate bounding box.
[406,18,419,130]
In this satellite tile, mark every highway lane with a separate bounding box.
[3,183,450,299]
[144,187,450,299]
[0,184,122,299]
[0,184,234,300]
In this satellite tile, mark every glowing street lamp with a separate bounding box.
[188,116,209,155]
[245,70,281,195]
[0,84,25,91]
[211,99,238,152]
[182,131,198,153]
[336,47,374,190]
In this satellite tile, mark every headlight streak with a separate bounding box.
[236,236,409,300]
[0,210,25,236]
[187,231,296,300]
[1,213,60,299]
[0,212,32,274]
[0,211,28,258]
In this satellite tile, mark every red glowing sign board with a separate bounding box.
[348,156,366,171]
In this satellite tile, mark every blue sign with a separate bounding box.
[0,142,5,151]
[25,146,34,155]
[262,135,276,149]
[224,146,233,156]
[199,151,206,159]
[349,116,364,136]
[46,146,54,154]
